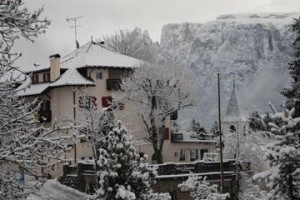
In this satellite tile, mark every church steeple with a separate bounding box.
[224,80,240,122]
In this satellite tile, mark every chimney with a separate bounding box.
[49,54,61,82]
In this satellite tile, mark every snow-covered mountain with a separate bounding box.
[159,13,299,127]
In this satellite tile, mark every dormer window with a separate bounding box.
[96,71,102,80]
[32,74,39,84]
[229,125,236,132]
[43,72,50,82]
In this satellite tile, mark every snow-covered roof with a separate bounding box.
[50,67,95,87]
[22,41,144,74]
[22,65,49,74]
[16,68,94,97]
[16,82,49,97]
[61,41,143,69]
[29,179,93,200]
[173,131,216,143]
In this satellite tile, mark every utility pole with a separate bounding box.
[218,73,225,193]
[66,16,83,49]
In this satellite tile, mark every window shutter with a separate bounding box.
[79,96,97,110]
[164,127,169,140]
[102,96,112,108]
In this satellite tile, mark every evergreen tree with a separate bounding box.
[254,106,300,199]
[282,17,300,117]
[248,111,266,131]
[188,118,207,135]
[95,115,156,200]
[249,111,284,132]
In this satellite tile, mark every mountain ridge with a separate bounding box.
[158,13,300,127]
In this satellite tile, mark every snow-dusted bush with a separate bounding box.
[178,175,228,200]
[239,177,268,200]
[144,191,171,200]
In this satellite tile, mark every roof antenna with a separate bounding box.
[66,16,83,49]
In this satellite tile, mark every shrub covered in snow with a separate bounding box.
[178,175,228,200]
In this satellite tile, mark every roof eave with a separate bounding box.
[49,83,95,89]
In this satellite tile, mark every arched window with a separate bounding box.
[229,125,236,132]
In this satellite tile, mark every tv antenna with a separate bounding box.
[66,16,83,49]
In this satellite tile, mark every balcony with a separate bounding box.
[171,132,214,142]
[106,79,121,91]
[153,160,238,176]
[171,133,184,142]
[39,110,52,122]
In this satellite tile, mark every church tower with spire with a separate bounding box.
[222,80,249,136]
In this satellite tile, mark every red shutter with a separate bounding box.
[102,96,112,108]
[164,127,169,140]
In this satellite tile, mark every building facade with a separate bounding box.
[17,41,216,176]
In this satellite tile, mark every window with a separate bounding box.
[78,96,97,110]
[179,149,185,161]
[43,72,50,82]
[106,79,121,91]
[190,149,199,161]
[170,111,178,120]
[39,100,51,122]
[200,149,209,160]
[96,71,102,80]
[32,74,39,84]
[41,100,50,111]
[229,125,236,132]
[118,102,125,110]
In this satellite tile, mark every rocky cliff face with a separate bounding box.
[159,13,299,126]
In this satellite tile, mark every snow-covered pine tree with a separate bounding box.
[282,17,300,117]
[178,175,228,200]
[95,113,156,200]
[254,104,300,199]
[188,118,207,136]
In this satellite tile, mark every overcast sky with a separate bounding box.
[16,0,300,69]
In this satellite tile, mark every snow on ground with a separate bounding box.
[27,179,93,200]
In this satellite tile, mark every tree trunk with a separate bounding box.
[152,148,163,164]
[151,125,164,164]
